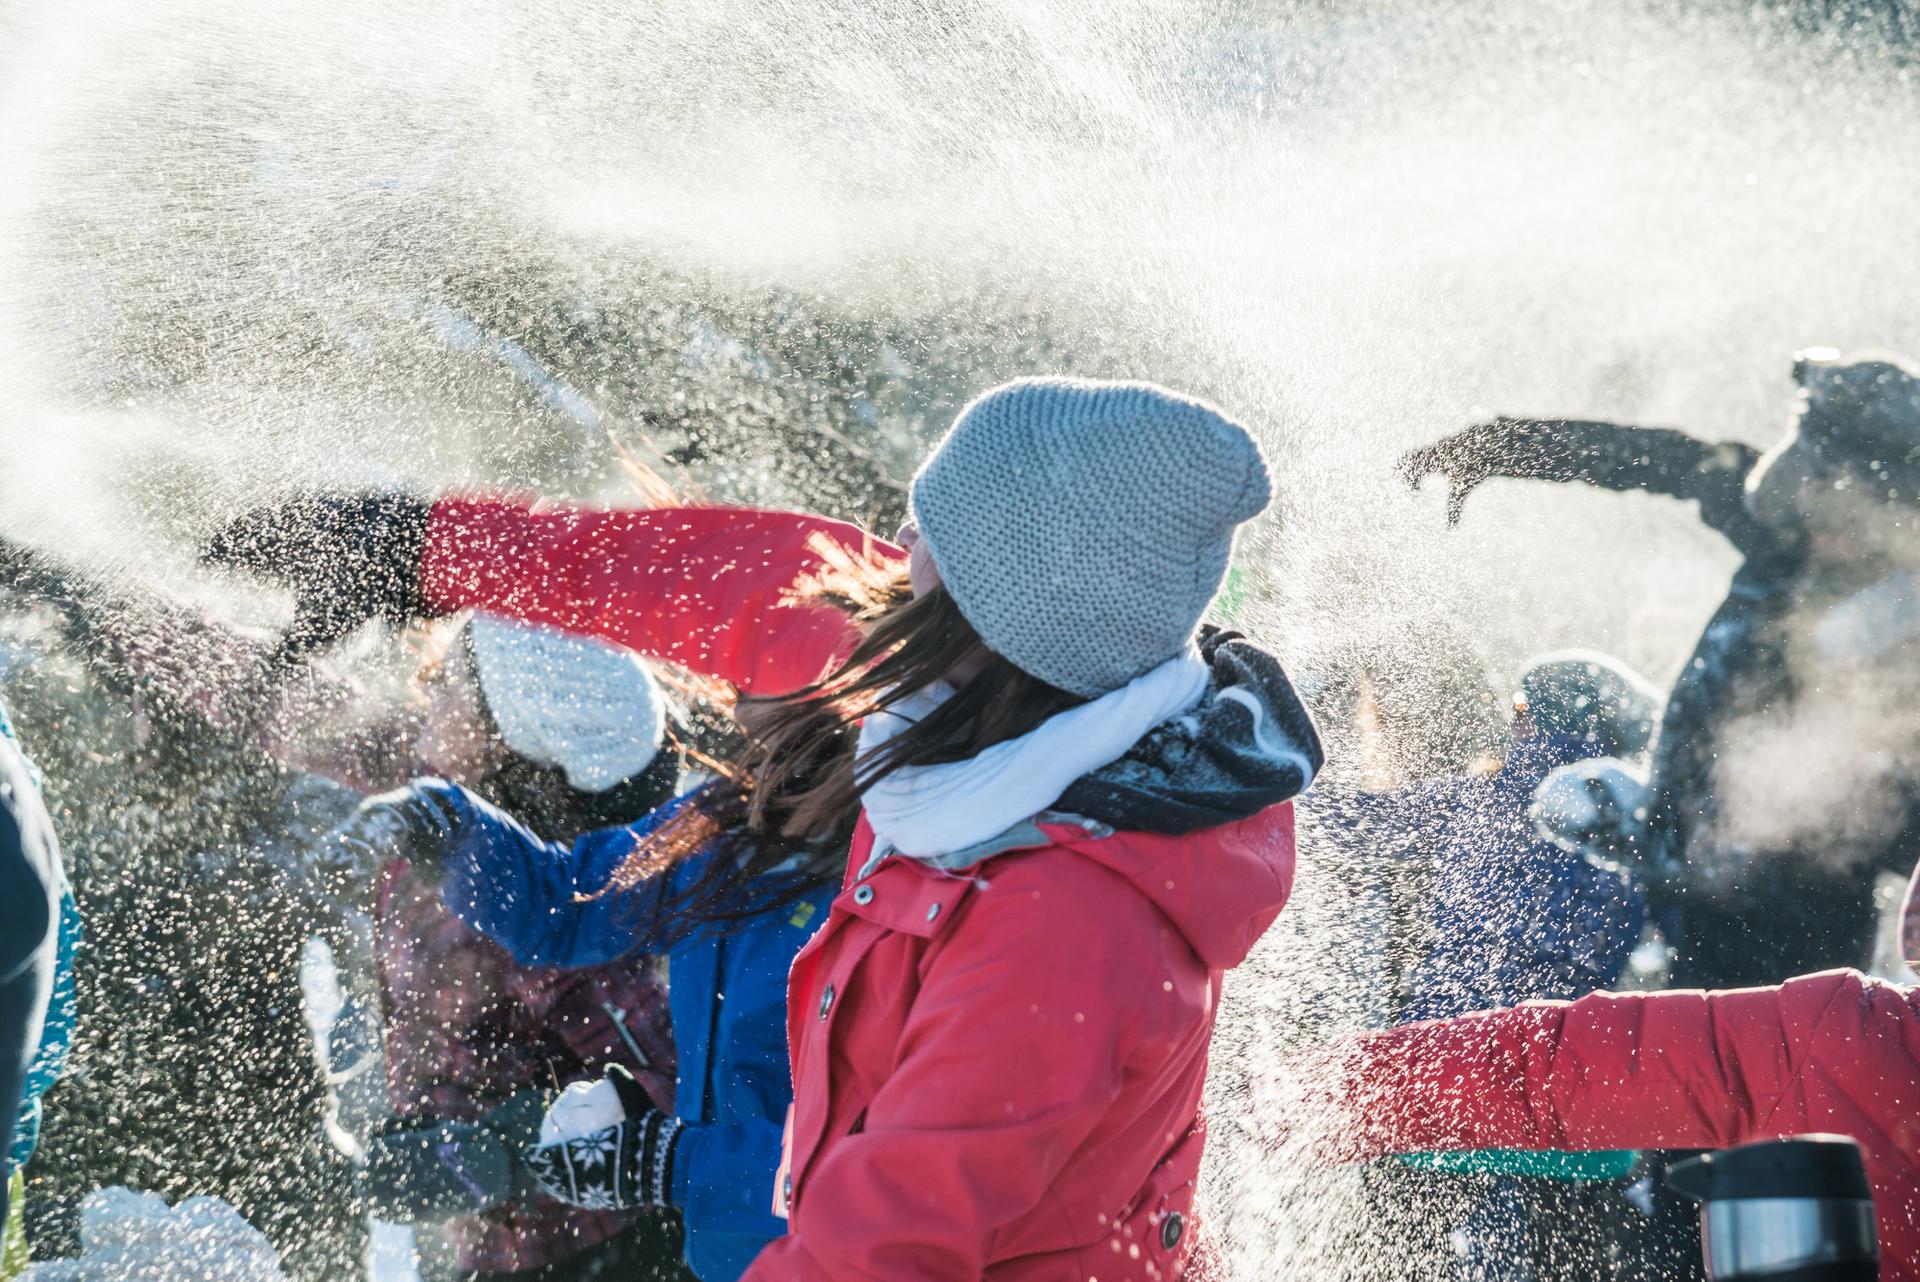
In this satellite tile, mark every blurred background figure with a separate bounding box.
[1397,650,1656,1025]
[0,544,689,1282]
[342,614,691,1282]
[1297,622,1507,1024]
[0,692,77,1279]
[1402,348,1920,990]
[1308,644,1660,1280]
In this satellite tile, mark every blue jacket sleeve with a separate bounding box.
[673,1117,792,1253]
[420,780,697,970]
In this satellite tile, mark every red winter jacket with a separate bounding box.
[1342,969,1920,1281]
[753,803,1294,1282]
[417,495,1301,1281]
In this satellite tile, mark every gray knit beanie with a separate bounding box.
[910,377,1272,698]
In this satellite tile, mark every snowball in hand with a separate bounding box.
[540,1077,628,1145]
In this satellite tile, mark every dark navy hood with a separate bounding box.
[1059,632,1323,837]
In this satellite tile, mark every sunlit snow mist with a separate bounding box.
[1,0,1917,1275]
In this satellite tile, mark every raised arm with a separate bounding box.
[445,782,694,970]
[418,498,899,696]
[1401,418,1769,553]
[329,780,691,971]
[206,494,903,699]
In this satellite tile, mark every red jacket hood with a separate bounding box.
[1045,801,1297,971]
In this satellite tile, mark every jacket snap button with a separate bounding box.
[818,983,835,1020]
[783,1173,792,1201]
[852,884,874,906]
[1160,1211,1184,1250]
[926,902,941,922]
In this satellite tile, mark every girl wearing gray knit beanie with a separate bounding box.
[731,376,1325,1281]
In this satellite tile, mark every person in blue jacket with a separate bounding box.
[0,697,78,1243]
[1395,650,1656,1025]
[1390,651,1659,1282]
[1307,648,1658,1281]
[332,767,845,1282]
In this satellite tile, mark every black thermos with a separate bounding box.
[1667,1135,1879,1281]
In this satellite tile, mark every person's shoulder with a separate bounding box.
[0,733,55,865]
[978,831,1155,900]
[1754,972,1920,1090]
[963,835,1198,973]
[1743,969,1920,1057]
[0,739,57,966]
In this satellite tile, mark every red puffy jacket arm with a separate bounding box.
[1340,982,1823,1160]
[419,496,904,697]
[742,873,1159,1282]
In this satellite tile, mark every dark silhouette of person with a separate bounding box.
[1403,349,1920,989]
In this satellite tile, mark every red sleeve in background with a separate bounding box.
[419,497,904,697]
[1338,972,1920,1280]
[1339,1000,1576,1158]
[1341,982,1804,1160]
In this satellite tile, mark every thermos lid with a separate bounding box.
[1668,1135,1873,1203]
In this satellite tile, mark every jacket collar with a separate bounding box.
[842,803,1296,970]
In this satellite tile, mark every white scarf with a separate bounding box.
[855,646,1211,860]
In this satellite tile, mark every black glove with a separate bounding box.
[319,785,465,883]
[522,1065,684,1212]
[1397,419,1532,526]
[202,492,433,665]
[361,1090,549,1223]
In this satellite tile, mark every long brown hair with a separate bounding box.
[600,551,1083,935]
[740,563,1086,841]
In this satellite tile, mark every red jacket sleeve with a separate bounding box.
[1338,970,1897,1161]
[419,496,904,697]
